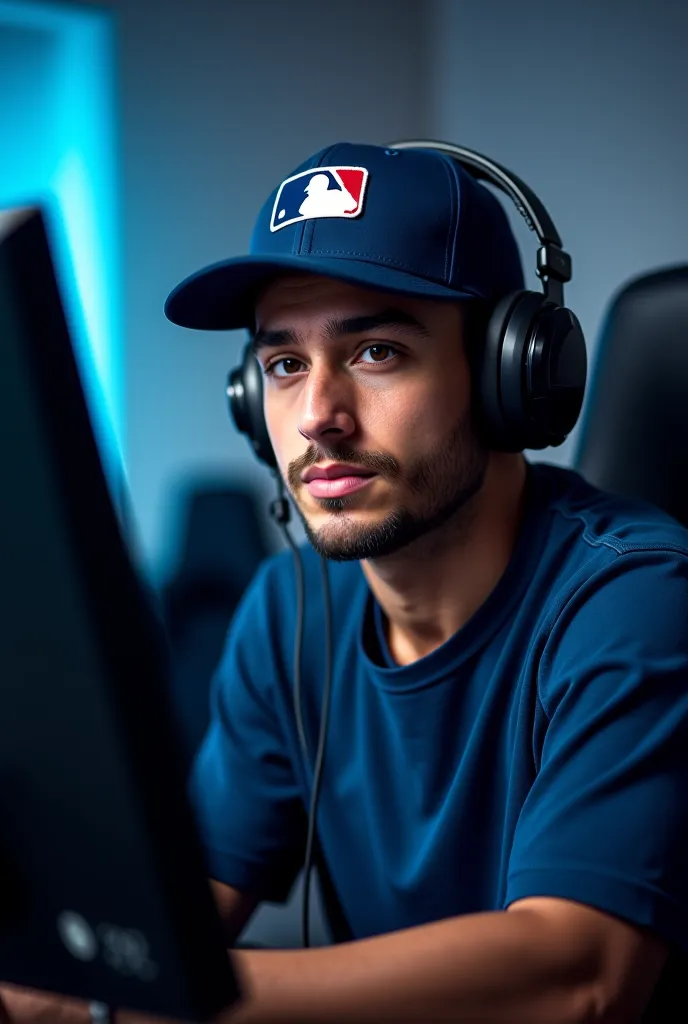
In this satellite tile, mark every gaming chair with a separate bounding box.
[575,265,688,528]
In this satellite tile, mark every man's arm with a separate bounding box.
[214,897,669,1024]
[210,880,262,946]
[10,891,664,1024]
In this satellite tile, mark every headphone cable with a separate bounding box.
[300,554,332,949]
[270,479,333,949]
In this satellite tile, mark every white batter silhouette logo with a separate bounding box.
[270,166,369,232]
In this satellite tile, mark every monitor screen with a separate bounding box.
[0,206,241,1021]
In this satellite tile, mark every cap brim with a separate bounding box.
[164,254,480,331]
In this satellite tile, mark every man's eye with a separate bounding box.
[359,344,398,364]
[265,357,304,378]
[264,345,398,377]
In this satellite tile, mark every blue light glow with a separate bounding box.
[0,0,123,491]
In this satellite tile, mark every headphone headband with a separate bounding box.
[386,139,572,307]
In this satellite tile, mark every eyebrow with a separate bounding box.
[251,307,431,353]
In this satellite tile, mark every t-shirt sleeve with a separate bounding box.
[505,548,688,953]
[187,559,307,902]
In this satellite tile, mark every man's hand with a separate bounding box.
[0,983,91,1023]
[0,984,242,1024]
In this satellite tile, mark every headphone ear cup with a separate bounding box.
[524,302,587,448]
[476,291,587,452]
[473,290,525,451]
[226,343,277,470]
[497,291,551,451]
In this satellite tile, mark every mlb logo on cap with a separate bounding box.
[270,166,369,233]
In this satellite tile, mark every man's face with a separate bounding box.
[253,274,489,561]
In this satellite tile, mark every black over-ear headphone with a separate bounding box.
[226,140,587,463]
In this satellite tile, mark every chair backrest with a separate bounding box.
[575,265,688,528]
[161,483,271,769]
[175,485,269,592]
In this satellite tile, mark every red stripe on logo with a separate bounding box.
[337,168,365,210]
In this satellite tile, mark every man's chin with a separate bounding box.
[296,478,487,562]
[296,489,384,522]
[298,480,386,515]
[298,495,393,531]
[299,508,413,562]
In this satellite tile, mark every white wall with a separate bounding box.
[113,0,432,580]
[428,0,688,467]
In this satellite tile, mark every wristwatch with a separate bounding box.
[89,1002,114,1023]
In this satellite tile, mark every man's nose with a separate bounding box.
[297,364,356,447]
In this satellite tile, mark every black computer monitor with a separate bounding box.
[0,206,241,1021]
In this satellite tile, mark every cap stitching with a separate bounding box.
[301,218,316,254]
[310,249,436,274]
[436,155,453,282]
[440,154,461,284]
[291,219,306,255]
[292,144,340,255]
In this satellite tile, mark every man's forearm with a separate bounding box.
[222,907,603,1024]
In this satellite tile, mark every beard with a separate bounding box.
[285,412,489,562]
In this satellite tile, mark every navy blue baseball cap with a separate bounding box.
[164,141,525,331]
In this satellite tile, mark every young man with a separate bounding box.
[3,143,687,1022]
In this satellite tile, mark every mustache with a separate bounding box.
[287,444,401,490]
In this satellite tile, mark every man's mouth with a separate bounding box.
[301,463,377,499]
[301,462,377,481]
[303,475,376,499]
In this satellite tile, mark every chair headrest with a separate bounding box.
[169,485,269,592]
[576,265,688,527]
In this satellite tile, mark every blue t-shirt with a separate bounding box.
[189,462,688,961]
